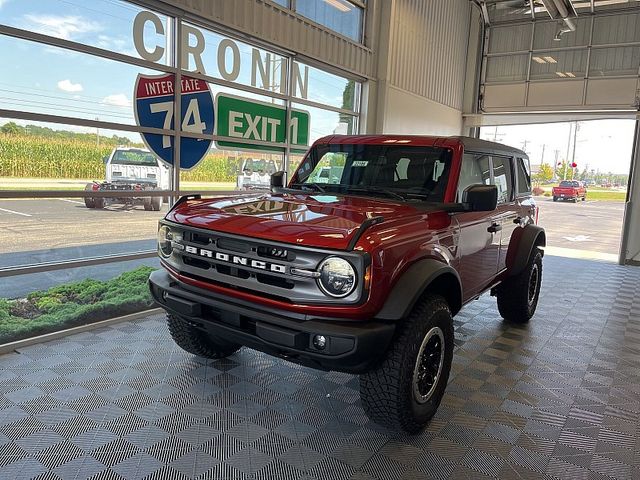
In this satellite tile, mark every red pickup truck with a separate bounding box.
[552,180,586,203]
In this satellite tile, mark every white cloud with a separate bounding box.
[0,0,10,9]
[21,14,102,41]
[101,94,131,108]
[57,79,83,93]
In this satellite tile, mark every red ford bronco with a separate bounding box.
[149,135,545,433]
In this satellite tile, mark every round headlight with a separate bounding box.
[158,225,174,257]
[317,257,357,298]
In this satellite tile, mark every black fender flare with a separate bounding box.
[506,224,546,276]
[376,259,463,321]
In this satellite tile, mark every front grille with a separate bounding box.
[163,222,366,305]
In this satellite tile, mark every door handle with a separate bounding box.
[487,223,502,233]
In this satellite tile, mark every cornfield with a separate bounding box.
[0,133,110,179]
[0,133,236,182]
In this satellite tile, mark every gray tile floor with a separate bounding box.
[1,254,639,479]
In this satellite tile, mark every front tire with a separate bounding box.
[496,248,543,323]
[359,294,454,434]
[167,314,241,359]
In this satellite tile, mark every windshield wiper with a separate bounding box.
[342,186,407,202]
[289,182,326,193]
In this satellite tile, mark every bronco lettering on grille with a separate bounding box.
[184,245,286,273]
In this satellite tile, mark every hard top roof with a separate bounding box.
[317,135,528,158]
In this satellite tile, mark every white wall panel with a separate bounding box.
[156,0,374,78]
[585,78,639,106]
[483,83,527,109]
[387,0,471,110]
[527,80,585,106]
[384,86,464,136]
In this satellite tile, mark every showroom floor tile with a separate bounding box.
[1,254,639,479]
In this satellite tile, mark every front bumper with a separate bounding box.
[149,269,395,373]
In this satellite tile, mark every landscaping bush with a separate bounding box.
[0,266,156,345]
[532,186,545,196]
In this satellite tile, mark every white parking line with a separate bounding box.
[0,207,32,217]
[58,198,85,205]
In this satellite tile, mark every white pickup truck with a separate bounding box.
[85,147,170,210]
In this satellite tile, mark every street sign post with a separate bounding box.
[215,94,309,153]
[134,73,214,170]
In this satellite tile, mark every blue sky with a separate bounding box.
[0,0,352,145]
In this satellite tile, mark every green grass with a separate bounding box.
[585,190,626,201]
[0,266,156,345]
[534,185,627,202]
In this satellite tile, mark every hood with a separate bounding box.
[166,193,437,250]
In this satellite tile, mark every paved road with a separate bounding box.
[535,197,624,256]
[0,197,626,298]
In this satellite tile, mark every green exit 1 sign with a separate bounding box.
[215,93,310,153]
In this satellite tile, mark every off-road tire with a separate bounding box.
[167,314,241,359]
[93,197,105,209]
[496,248,543,323]
[359,294,454,434]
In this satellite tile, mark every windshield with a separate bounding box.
[559,180,579,187]
[111,150,158,167]
[291,144,453,202]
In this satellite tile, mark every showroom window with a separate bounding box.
[270,0,365,42]
[0,0,362,345]
[295,0,364,42]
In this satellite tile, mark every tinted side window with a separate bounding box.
[516,157,531,194]
[492,156,514,204]
[458,153,491,201]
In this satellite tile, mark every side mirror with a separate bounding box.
[270,171,286,191]
[102,156,109,164]
[462,184,498,212]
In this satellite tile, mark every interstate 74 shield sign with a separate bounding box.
[134,73,214,170]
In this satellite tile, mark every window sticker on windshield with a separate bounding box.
[352,161,368,167]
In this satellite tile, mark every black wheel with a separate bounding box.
[496,248,543,323]
[552,196,557,202]
[84,183,96,208]
[143,198,153,211]
[359,294,454,433]
[582,196,586,202]
[93,197,105,209]
[167,314,241,359]
[151,196,162,211]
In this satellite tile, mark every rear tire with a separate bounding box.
[552,196,557,202]
[167,314,241,359]
[496,248,543,323]
[151,196,162,211]
[93,197,105,209]
[143,198,153,211]
[84,183,96,209]
[359,294,454,433]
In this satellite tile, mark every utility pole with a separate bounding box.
[570,121,579,180]
[96,117,100,147]
[540,143,546,168]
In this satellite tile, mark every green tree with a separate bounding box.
[1,122,24,135]
[533,162,554,185]
[338,80,356,134]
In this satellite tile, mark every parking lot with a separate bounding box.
[0,196,625,298]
